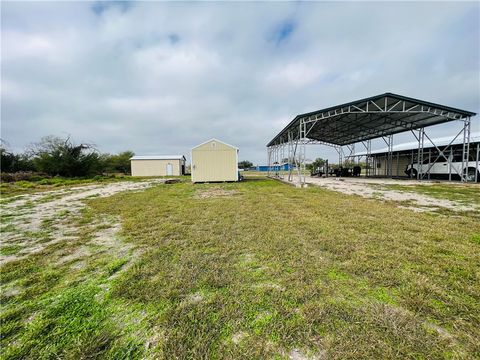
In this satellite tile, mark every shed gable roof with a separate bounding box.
[191,138,239,150]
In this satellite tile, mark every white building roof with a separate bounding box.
[191,138,239,150]
[354,132,480,156]
[131,155,185,160]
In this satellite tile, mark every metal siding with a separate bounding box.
[131,159,181,176]
[191,140,237,182]
[376,155,409,176]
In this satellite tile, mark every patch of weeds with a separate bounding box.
[106,258,128,276]
[370,287,397,305]
[15,181,37,189]
[57,209,71,218]
[470,233,480,245]
[371,191,384,199]
[40,217,55,231]
[1,223,17,232]
[327,268,349,281]
[250,311,276,335]
[95,222,114,231]
[2,283,134,359]
[1,213,15,222]
[23,230,53,244]
[17,200,35,210]
[0,244,23,256]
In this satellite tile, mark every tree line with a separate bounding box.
[1,135,134,178]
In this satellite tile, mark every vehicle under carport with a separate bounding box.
[266,92,477,184]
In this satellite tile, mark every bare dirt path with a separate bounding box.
[297,177,476,212]
[0,179,166,264]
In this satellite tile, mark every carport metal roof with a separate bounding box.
[267,93,476,147]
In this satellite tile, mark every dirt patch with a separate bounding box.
[287,349,326,360]
[183,292,205,305]
[194,187,239,199]
[424,322,455,341]
[0,179,164,264]
[300,177,476,212]
[231,331,248,344]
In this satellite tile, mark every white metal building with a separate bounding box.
[353,132,480,181]
[191,139,239,183]
[130,155,186,177]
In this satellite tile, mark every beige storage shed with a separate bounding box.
[191,139,239,183]
[131,155,186,177]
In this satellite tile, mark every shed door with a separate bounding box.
[166,163,173,176]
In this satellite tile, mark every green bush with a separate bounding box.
[0,172,48,183]
[14,181,36,189]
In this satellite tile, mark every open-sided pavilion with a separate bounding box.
[266,93,476,184]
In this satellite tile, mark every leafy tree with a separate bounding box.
[30,136,101,177]
[101,151,134,174]
[0,142,35,172]
[308,157,326,171]
[1,147,16,172]
[238,160,253,169]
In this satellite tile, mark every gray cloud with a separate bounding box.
[1,1,479,164]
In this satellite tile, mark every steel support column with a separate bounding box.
[417,128,425,180]
[298,119,307,185]
[363,140,372,177]
[461,116,471,182]
[475,142,479,183]
[267,147,271,177]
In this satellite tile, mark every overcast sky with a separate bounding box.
[2,1,479,164]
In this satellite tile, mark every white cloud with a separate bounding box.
[105,96,178,114]
[1,1,478,164]
[265,61,324,88]
[2,31,69,64]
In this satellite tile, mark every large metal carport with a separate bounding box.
[266,93,476,185]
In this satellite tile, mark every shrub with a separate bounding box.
[0,172,49,183]
[31,136,102,177]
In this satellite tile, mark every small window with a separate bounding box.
[211,142,216,148]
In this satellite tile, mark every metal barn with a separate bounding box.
[191,139,239,183]
[131,155,186,177]
[354,133,480,181]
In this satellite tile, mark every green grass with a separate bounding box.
[1,177,479,359]
[0,245,23,256]
[381,183,480,208]
[0,175,185,198]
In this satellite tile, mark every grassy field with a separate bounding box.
[1,176,479,359]
[0,175,190,199]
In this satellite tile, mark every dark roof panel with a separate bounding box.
[267,93,476,147]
